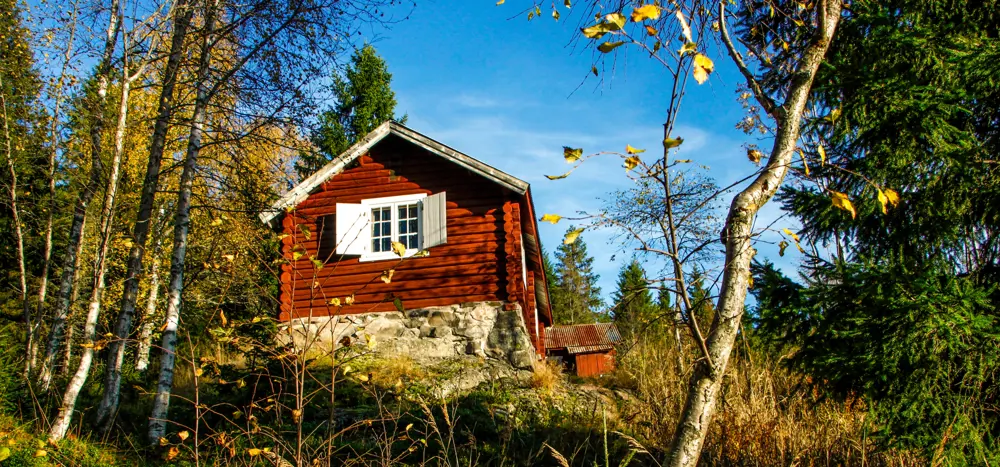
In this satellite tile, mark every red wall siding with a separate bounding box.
[279,138,527,320]
[575,351,616,377]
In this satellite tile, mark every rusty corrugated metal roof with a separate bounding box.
[544,323,621,351]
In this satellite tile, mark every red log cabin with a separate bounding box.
[260,121,553,358]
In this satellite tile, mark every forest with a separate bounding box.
[0,0,997,465]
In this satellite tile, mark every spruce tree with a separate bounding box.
[552,226,604,324]
[610,258,655,339]
[297,44,405,178]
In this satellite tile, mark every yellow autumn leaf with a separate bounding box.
[631,4,661,22]
[598,41,625,53]
[380,269,395,284]
[877,188,889,214]
[330,297,341,306]
[830,191,857,219]
[747,149,763,164]
[884,188,900,207]
[817,143,826,164]
[292,409,302,422]
[581,23,614,39]
[292,251,304,261]
[247,448,262,456]
[344,295,355,305]
[564,228,585,245]
[222,254,234,262]
[358,374,370,383]
[219,310,227,327]
[605,12,626,29]
[748,272,754,289]
[624,155,641,171]
[496,0,504,4]
[540,214,562,224]
[799,149,810,176]
[391,241,406,257]
[159,437,170,446]
[166,447,179,460]
[778,240,789,257]
[0,447,10,462]
[195,368,204,377]
[693,54,714,84]
[565,0,571,7]
[178,431,190,442]
[678,42,697,56]
[626,144,645,154]
[563,146,583,163]
[645,25,657,36]
[545,171,572,180]
[663,136,684,149]
[675,10,693,43]
[210,218,223,226]
[782,228,800,242]
[552,9,560,20]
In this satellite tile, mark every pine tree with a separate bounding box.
[552,226,604,324]
[296,44,405,178]
[611,258,655,339]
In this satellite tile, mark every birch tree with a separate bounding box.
[37,0,122,390]
[95,0,193,427]
[48,2,167,440]
[28,0,82,376]
[516,0,846,464]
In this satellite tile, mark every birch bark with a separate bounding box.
[96,0,193,427]
[148,0,218,443]
[38,0,121,390]
[665,2,842,465]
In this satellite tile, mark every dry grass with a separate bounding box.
[530,359,564,392]
[610,334,924,466]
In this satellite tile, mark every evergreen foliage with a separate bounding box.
[0,0,50,317]
[296,44,405,178]
[750,0,1000,460]
[551,226,604,324]
[610,258,655,339]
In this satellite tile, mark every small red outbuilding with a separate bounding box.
[544,323,621,377]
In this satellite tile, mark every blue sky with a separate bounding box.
[362,0,801,301]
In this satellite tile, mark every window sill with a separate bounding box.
[358,249,425,263]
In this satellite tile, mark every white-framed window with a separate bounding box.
[334,192,447,261]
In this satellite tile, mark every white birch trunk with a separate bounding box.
[59,215,87,377]
[0,75,31,377]
[135,236,164,372]
[31,0,80,376]
[665,2,842,465]
[97,0,193,427]
[48,70,133,442]
[148,0,217,443]
[38,1,121,390]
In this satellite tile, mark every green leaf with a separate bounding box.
[0,447,10,462]
[581,23,616,39]
[591,65,599,76]
[598,41,626,53]
[545,172,571,180]
[393,297,405,312]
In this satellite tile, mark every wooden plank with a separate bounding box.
[287,273,499,298]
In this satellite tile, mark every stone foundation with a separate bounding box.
[278,301,536,369]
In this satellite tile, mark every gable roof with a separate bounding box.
[260,121,530,228]
[544,323,621,354]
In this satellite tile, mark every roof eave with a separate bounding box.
[259,121,529,229]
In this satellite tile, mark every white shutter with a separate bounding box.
[422,191,447,249]
[335,203,369,256]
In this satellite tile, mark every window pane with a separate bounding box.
[399,219,408,234]
[409,219,418,232]
[409,205,418,218]
[371,207,392,252]
[408,235,418,249]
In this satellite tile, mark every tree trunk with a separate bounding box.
[96,0,193,428]
[31,1,80,376]
[134,238,163,372]
[59,214,87,377]
[148,0,217,444]
[665,2,842,466]
[0,74,31,377]
[49,70,132,442]
[38,1,121,390]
